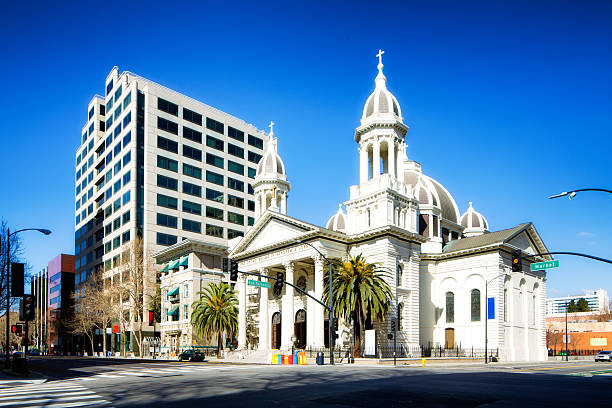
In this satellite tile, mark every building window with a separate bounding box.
[248,216,254,226]
[227,144,244,158]
[228,229,244,239]
[206,224,223,238]
[158,97,178,116]
[471,289,481,322]
[158,136,178,153]
[247,151,262,164]
[157,155,178,172]
[503,288,508,322]
[206,117,224,134]
[157,117,178,134]
[227,212,244,225]
[182,200,201,215]
[248,200,255,211]
[183,127,202,144]
[206,135,224,151]
[227,126,244,142]
[206,153,224,168]
[183,108,202,125]
[247,167,256,179]
[206,171,224,186]
[157,194,178,210]
[206,206,223,220]
[248,134,263,149]
[182,218,201,233]
[183,163,202,179]
[446,292,454,323]
[398,303,404,330]
[227,195,244,209]
[157,213,178,228]
[206,188,223,203]
[156,232,177,246]
[227,160,244,175]
[157,174,178,191]
[396,264,403,287]
[182,181,202,197]
[184,283,189,297]
[183,145,202,161]
[227,177,244,192]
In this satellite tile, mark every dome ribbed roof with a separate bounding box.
[255,137,286,180]
[460,202,489,237]
[326,204,347,233]
[360,51,403,124]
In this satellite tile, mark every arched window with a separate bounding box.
[471,289,481,322]
[445,292,454,323]
[396,264,403,287]
[398,303,404,330]
[366,208,371,227]
[503,288,508,322]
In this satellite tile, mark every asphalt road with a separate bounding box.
[6,357,612,407]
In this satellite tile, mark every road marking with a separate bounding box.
[513,363,605,372]
[0,381,109,407]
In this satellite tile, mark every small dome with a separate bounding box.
[255,124,286,180]
[326,204,347,233]
[460,202,489,237]
[361,51,403,124]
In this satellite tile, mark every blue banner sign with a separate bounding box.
[488,297,495,320]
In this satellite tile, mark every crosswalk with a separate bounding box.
[0,381,109,407]
[71,363,265,381]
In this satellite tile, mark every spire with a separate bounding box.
[269,121,275,137]
[268,121,277,152]
[375,49,386,88]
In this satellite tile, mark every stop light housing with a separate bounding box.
[511,250,521,272]
[229,261,239,281]
[273,272,284,296]
[11,324,22,334]
[11,262,25,297]
[391,320,396,332]
[20,295,35,321]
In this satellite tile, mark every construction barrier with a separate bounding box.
[271,351,307,365]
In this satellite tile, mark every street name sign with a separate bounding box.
[530,260,559,272]
[248,279,271,289]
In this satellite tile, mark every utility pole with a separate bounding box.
[565,300,569,362]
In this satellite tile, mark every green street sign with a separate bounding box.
[248,279,271,289]
[530,260,559,272]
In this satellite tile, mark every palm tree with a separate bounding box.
[191,282,238,358]
[323,254,393,357]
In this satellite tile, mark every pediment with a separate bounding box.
[507,231,537,254]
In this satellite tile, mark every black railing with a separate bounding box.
[548,347,601,356]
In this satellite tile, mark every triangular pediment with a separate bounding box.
[505,223,550,259]
[231,212,320,256]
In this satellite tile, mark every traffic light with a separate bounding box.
[11,262,24,297]
[273,272,284,296]
[511,250,521,272]
[11,324,22,334]
[20,295,35,321]
[223,258,229,273]
[229,261,239,281]
[391,320,396,332]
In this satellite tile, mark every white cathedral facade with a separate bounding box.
[229,52,549,361]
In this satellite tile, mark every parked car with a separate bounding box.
[595,350,612,362]
[177,350,205,362]
[29,349,41,356]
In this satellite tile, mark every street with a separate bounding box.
[0,357,610,407]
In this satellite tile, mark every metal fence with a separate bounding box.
[301,344,497,360]
[548,348,600,356]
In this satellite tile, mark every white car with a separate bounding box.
[595,350,612,362]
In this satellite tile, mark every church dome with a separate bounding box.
[361,50,403,124]
[255,124,286,180]
[403,161,461,224]
[460,202,489,237]
[326,204,347,233]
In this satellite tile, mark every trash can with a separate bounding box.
[316,352,325,365]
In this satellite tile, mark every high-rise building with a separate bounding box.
[74,67,270,351]
[546,289,609,315]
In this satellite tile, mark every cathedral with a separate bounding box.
[229,51,549,361]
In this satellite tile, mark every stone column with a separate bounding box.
[313,255,325,348]
[281,262,295,350]
[237,274,247,349]
[373,140,380,178]
[388,140,395,179]
[258,270,270,350]
[280,192,287,215]
[359,146,368,183]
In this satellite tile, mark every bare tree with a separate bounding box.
[117,236,156,357]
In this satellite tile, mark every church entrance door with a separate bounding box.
[271,312,281,350]
[445,328,455,349]
[294,309,306,349]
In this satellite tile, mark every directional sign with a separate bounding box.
[530,260,559,272]
[248,279,271,289]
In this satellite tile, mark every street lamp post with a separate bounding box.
[4,227,51,368]
[295,240,334,365]
[485,272,508,364]
[548,188,612,200]
[565,300,569,362]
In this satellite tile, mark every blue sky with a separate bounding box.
[0,1,611,299]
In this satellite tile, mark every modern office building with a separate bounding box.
[546,289,609,315]
[32,254,75,354]
[74,67,270,351]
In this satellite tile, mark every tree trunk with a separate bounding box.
[353,311,361,358]
[217,332,222,358]
[102,326,107,356]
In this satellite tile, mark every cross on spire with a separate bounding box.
[376,49,385,65]
[269,121,275,136]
